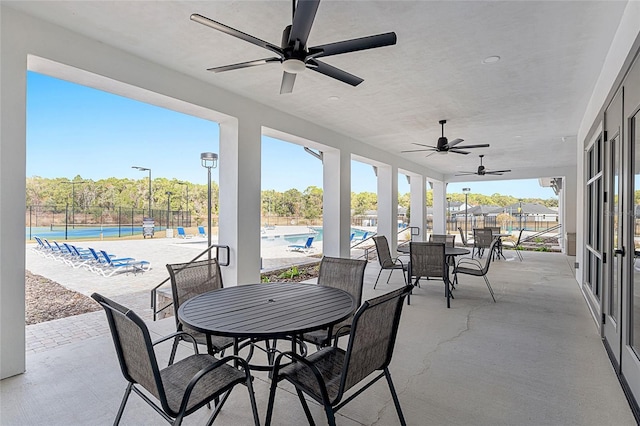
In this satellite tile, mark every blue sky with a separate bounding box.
[27,71,556,199]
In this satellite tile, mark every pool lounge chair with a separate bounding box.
[198,226,207,237]
[98,250,150,277]
[176,226,193,238]
[287,237,314,253]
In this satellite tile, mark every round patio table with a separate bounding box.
[178,282,357,369]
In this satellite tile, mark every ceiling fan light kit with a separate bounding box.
[192,0,397,94]
[401,119,490,156]
[455,154,511,176]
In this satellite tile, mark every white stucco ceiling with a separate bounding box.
[5,0,629,181]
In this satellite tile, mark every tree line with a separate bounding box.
[26,176,559,222]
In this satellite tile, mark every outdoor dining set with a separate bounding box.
[90,226,519,425]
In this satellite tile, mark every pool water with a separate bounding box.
[260,227,370,248]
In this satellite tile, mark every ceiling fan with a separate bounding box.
[191,0,397,94]
[401,120,490,156]
[456,155,511,176]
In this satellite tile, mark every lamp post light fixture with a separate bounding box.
[165,191,173,231]
[61,180,87,228]
[201,152,219,249]
[462,188,471,237]
[178,181,189,227]
[447,197,451,232]
[132,166,152,218]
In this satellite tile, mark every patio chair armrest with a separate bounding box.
[456,258,482,270]
[153,331,199,354]
[179,354,252,414]
[331,325,352,347]
[271,350,331,402]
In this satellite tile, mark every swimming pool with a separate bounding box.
[260,227,370,248]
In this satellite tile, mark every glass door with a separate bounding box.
[604,130,624,367]
[621,108,640,400]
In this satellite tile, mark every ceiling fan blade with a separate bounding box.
[454,144,490,149]
[425,151,439,158]
[191,14,284,57]
[289,0,320,47]
[310,32,397,58]
[207,58,281,73]
[401,148,438,153]
[308,60,363,86]
[449,149,470,155]
[486,170,512,174]
[447,138,464,147]
[455,172,477,176]
[280,71,297,94]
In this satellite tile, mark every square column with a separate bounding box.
[218,118,262,286]
[0,25,27,378]
[409,174,426,241]
[322,149,351,257]
[431,181,447,234]
[377,164,398,252]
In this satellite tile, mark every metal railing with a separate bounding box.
[150,243,230,321]
[520,223,562,245]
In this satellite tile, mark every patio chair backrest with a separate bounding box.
[410,242,446,279]
[373,235,395,268]
[479,238,501,274]
[458,227,468,246]
[515,228,524,245]
[166,258,224,325]
[429,234,456,248]
[341,285,412,393]
[91,293,167,408]
[317,256,367,333]
[474,229,493,249]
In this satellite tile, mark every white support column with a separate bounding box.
[562,169,577,255]
[377,164,398,252]
[432,181,447,234]
[322,149,351,257]
[0,20,27,379]
[218,117,262,286]
[409,174,426,241]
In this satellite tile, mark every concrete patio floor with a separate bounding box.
[1,247,636,425]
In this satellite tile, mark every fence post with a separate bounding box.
[64,203,69,240]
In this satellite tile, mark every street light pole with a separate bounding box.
[518,199,523,230]
[132,166,152,218]
[201,152,219,251]
[178,181,189,227]
[463,188,471,238]
[165,191,172,230]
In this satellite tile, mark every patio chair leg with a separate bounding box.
[386,269,393,284]
[204,389,233,426]
[384,368,407,426]
[323,401,337,426]
[374,269,383,289]
[114,382,133,425]
[265,373,279,426]
[484,276,496,302]
[296,388,316,426]
[168,337,179,366]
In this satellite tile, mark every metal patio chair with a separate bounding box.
[407,242,451,307]
[502,228,524,261]
[372,235,408,288]
[453,237,499,302]
[429,233,456,247]
[300,256,367,348]
[266,285,413,426]
[166,259,235,364]
[472,228,494,259]
[91,293,259,426]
